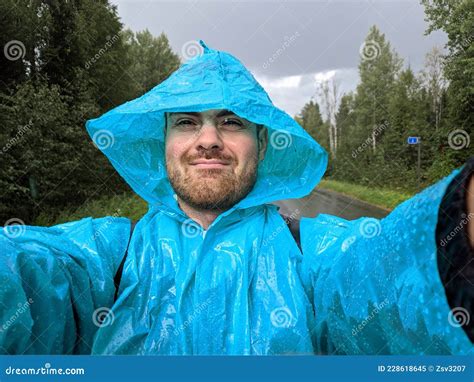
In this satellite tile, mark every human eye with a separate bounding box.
[176,118,196,125]
[173,118,199,130]
[221,118,246,130]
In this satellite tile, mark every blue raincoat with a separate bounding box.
[0,41,472,355]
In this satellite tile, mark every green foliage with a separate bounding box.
[296,99,328,150]
[323,21,472,193]
[34,192,148,226]
[0,78,127,222]
[335,93,356,152]
[352,26,402,162]
[0,1,180,224]
[422,0,473,165]
[0,0,42,90]
[123,29,181,97]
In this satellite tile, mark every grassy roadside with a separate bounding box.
[34,193,148,226]
[318,179,414,211]
[34,179,414,226]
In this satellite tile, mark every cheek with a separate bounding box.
[229,137,258,166]
[165,139,186,163]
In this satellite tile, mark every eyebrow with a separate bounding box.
[170,110,237,118]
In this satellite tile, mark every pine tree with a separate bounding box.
[297,99,328,151]
[354,26,402,158]
[123,29,181,98]
[422,0,473,168]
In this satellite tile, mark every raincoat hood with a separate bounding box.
[85,40,328,215]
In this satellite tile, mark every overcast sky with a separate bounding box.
[111,0,447,116]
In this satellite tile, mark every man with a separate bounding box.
[0,40,472,355]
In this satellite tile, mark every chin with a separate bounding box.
[186,193,237,211]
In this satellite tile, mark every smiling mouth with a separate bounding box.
[189,160,231,169]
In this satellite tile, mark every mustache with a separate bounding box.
[186,149,234,163]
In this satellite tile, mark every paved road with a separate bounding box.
[274,188,390,221]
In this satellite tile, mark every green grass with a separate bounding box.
[318,179,414,211]
[34,193,148,226]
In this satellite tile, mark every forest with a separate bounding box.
[0,0,472,224]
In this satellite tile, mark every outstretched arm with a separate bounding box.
[0,216,130,354]
[300,158,474,355]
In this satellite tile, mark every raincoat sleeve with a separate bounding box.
[300,165,474,355]
[0,216,131,355]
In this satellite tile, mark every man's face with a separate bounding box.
[165,109,268,211]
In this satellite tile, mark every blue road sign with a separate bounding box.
[407,136,420,144]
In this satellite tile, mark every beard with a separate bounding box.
[166,151,258,212]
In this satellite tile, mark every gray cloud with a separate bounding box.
[112,0,447,115]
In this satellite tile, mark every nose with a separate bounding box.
[195,123,224,151]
